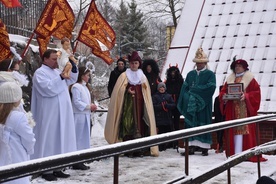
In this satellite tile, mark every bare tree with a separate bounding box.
[137,0,185,28]
[144,19,167,68]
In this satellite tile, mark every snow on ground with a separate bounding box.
[31,112,276,184]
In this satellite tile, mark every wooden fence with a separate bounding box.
[0,0,47,37]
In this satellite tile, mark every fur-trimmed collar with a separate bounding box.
[226,71,254,90]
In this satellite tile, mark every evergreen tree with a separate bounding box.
[113,0,130,57]
[125,0,149,56]
[96,0,116,24]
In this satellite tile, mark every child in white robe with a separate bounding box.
[0,82,36,184]
[71,67,97,170]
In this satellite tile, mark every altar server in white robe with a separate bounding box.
[31,49,78,181]
[70,66,97,170]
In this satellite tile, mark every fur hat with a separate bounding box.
[193,48,209,63]
[230,59,249,71]
[0,82,22,103]
[128,51,142,67]
[117,57,126,65]
[157,82,166,90]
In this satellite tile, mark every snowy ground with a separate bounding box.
[31,112,276,184]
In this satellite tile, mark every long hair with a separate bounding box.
[77,66,92,93]
[77,66,91,83]
[0,59,13,71]
[0,103,16,124]
[142,59,160,75]
[70,66,93,98]
[165,66,183,83]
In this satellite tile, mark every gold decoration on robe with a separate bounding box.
[233,76,249,135]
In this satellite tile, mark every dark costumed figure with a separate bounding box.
[142,59,161,95]
[165,64,184,149]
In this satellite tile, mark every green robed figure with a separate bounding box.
[177,47,216,156]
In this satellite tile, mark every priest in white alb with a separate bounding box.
[31,49,78,181]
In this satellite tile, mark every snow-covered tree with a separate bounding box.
[125,0,149,56]
[96,0,116,24]
[113,0,130,58]
[144,19,167,65]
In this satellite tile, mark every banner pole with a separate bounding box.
[73,41,78,54]
[21,32,35,61]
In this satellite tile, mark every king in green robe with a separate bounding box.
[177,48,216,155]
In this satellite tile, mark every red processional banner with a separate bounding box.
[0,0,22,8]
[34,0,75,56]
[76,0,116,65]
[0,19,11,62]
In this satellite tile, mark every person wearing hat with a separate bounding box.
[219,57,267,162]
[152,82,176,151]
[0,82,36,184]
[107,57,127,97]
[105,51,159,157]
[177,47,216,156]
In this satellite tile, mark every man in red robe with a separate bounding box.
[219,58,267,162]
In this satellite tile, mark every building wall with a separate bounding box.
[259,121,276,144]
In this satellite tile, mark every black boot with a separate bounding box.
[53,170,70,178]
[173,141,179,150]
[219,144,224,153]
[180,146,195,156]
[201,148,208,156]
[72,163,90,170]
[41,173,57,181]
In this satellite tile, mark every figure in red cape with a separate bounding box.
[219,57,267,162]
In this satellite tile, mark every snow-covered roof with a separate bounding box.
[162,0,276,113]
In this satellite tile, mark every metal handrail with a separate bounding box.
[167,140,276,184]
[0,114,275,183]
